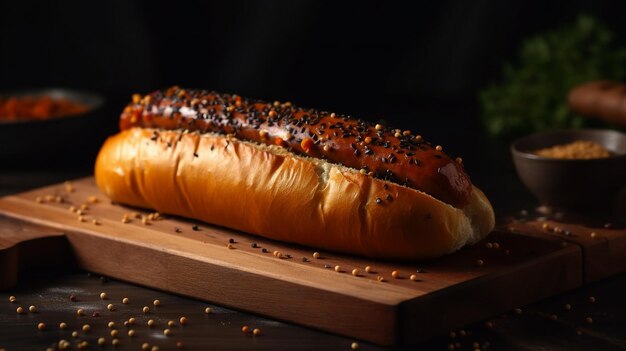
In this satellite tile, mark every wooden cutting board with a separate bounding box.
[0,178,624,347]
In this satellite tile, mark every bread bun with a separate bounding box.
[95,127,494,260]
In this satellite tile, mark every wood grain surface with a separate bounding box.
[1,178,624,346]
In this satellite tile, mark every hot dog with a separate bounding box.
[95,87,494,259]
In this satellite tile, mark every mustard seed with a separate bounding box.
[37,322,46,330]
[16,306,24,314]
[98,337,106,346]
[153,299,161,306]
[100,292,107,300]
[164,328,172,336]
[143,306,150,313]
[204,307,212,314]
[179,317,188,325]
[351,342,360,350]
[242,325,250,333]
[252,328,261,336]
[60,322,68,330]
[122,297,129,304]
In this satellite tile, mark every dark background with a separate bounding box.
[1,0,625,208]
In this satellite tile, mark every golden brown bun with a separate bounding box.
[95,128,495,260]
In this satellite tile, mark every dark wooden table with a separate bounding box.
[1,160,626,351]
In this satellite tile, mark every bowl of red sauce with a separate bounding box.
[0,88,104,166]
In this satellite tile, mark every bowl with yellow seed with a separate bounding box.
[511,128,626,212]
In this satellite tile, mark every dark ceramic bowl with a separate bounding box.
[0,88,104,167]
[511,129,626,212]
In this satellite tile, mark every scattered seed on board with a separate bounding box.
[16,306,24,314]
[391,270,400,279]
[37,322,46,330]
[100,292,108,300]
[107,304,115,311]
[60,322,68,330]
[110,330,119,337]
[153,299,161,306]
[128,317,136,325]
[122,297,129,304]
[410,274,418,281]
[77,308,85,316]
[107,321,115,328]
[351,342,360,350]
[143,306,150,313]
[98,338,106,346]
[313,252,321,259]
[164,328,172,336]
[9,295,16,303]
[147,319,155,327]
[179,317,188,325]
[167,320,175,327]
[204,307,212,314]
[82,324,91,332]
[242,325,250,333]
[128,329,136,337]
[252,328,261,336]
[28,305,37,313]
[351,268,360,276]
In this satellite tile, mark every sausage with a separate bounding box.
[119,86,472,208]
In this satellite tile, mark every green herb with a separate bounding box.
[480,15,626,138]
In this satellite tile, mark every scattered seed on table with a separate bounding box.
[179,317,188,325]
[128,317,136,325]
[107,304,115,311]
[72,331,79,338]
[77,308,85,316]
[37,322,46,330]
[153,299,161,306]
[391,270,400,279]
[313,252,321,259]
[112,338,120,346]
[16,306,24,314]
[167,320,175,327]
[110,330,119,337]
[128,329,136,337]
[147,319,155,327]
[143,306,150,314]
[351,268,360,276]
[122,297,129,304]
[98,337,106,346]
[242,325,250,333]
[9,295,16,303]
[59,322,68,330]
[351,342,360,350]
[164,329,172,336]
[100,292,108,300]
[142,343,150,350]
[204,307,212,314]
[82,324,91,332]
[410,274,418,281]
[364,266,372,274]
[252,328,261,336]
[107,321,115,328]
